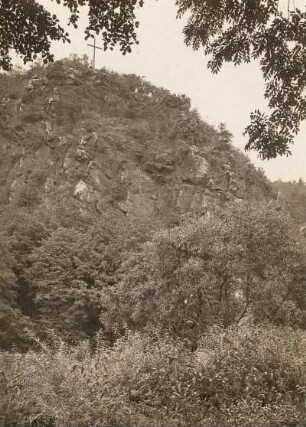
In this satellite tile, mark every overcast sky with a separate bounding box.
[29,0,306,182]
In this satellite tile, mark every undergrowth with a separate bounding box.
[0,324,305,426]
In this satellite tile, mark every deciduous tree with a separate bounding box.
[0,0,144,71]
[0,232,32,348]
[177,0,306,159]
[102,201,305,344]
[25,226,112,342]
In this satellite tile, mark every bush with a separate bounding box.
[195,324,306,420]
[0,325,305,426]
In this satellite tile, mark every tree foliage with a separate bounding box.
[177,0,306,159]
[102,201,305,345]
[0,0,70,70]
[0,0,144,71]
[1,1,306,157]
[0,232,32,348]
[25,226,113,342]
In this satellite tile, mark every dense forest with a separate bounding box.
[0,57,305,426]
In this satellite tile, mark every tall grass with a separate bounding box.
[1,324,305,426]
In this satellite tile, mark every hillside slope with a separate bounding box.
[0,57,274,345]
[0,58,272,228]
[1,59,306,427]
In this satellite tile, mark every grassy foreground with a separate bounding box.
[0,324,305,427]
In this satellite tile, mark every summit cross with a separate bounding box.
[87,37,103,69]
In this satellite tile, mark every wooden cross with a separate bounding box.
[87,37,103,69]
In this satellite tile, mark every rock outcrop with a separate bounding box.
[0,58,273,239]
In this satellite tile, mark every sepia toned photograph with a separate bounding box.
[0,1,305,426]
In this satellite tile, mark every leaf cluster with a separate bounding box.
[0,0,70,70]
[102,201,305,343]
[0,0,144,70]
[177,0,306,158]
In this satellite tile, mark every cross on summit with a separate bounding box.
[87,36,102,69]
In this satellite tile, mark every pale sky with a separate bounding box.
[24,1,306,182]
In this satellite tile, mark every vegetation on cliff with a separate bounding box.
[2,2,306,158]
[0,58,305,425]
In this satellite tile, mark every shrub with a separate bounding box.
[0,325,304,426]
[195,324,306,415]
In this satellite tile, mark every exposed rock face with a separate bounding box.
[74,180,89,201]
[0,59,273,236]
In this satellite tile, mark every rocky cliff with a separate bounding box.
[0,57,272,241]
[0,57,278,346]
